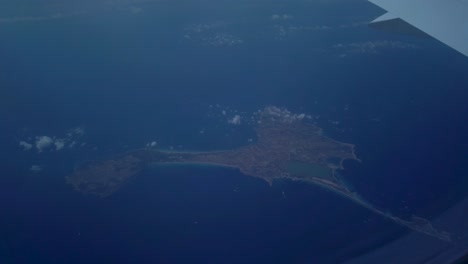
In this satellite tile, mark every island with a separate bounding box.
[66,106,451,242]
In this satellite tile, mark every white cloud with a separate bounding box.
[54,140,66,151]
[203,33,243,47]
[19,141,33,151]
[146,141,157,148]
[183,23,222,42]
[67,127,85,137]
[288,25,332,32]
[35,136,54,152]
[184,23,243,47]
[332,40,418,57]
[0,12,76,24]
[186,23,218,33]
[30,165,42,173]
[272,20,367,41]
[272,14,294,20]
[274,25,288,40]
[228,115,241,125]
[19,126,86,152]
[206,105,254,128]
[338,21,368,29]
[257,106,313,124]
[273,24,333,40]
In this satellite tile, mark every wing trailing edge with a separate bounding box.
[368,0,468,57]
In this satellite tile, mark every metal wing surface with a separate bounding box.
[368,0,468,57]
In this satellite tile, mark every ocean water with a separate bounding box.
[1,2,468,263]
[0,160,405,263]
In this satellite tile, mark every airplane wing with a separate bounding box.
[368,0,468,57]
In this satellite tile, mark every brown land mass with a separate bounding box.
[66,106,450,242]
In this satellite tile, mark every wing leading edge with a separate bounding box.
[368,0,468,57]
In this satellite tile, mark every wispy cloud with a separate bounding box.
[203,33,243,47]
[272,17,368,40]
[145,141,157,148]
[228,115,241,125]
[258,106,312,124]
[0,0,146,25]
[19,141,33,151]
[184,23,243,47]
[0,13,75,24]
[272,14,294,21]
[332,40,418,57]
[30,165,43,173]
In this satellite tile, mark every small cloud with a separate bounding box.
[68,127,85,137]
[0,14,61,24]
[184,23,243,48]
[274,25,288,40]
[146,141,157,148]
[272,20,366,41]
[69,141,77,148]
[228,115,241,125]
[332,40,418,57]
[0,11,86,25]
[288,25,331,32]
[19,126,87,154]
[54,139,65,151]
[30,165,42,173]
[258,106,312,124]
[338,21,368,29]
[203,33,243,47]
[19,141,33,150]
[36,136,54,152]
[272,14,294,20]
[274,24,332,40]
[186,23,218,33]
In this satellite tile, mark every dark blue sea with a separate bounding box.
[1,1,467,263]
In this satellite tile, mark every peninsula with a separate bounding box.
[66,106,451,242]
